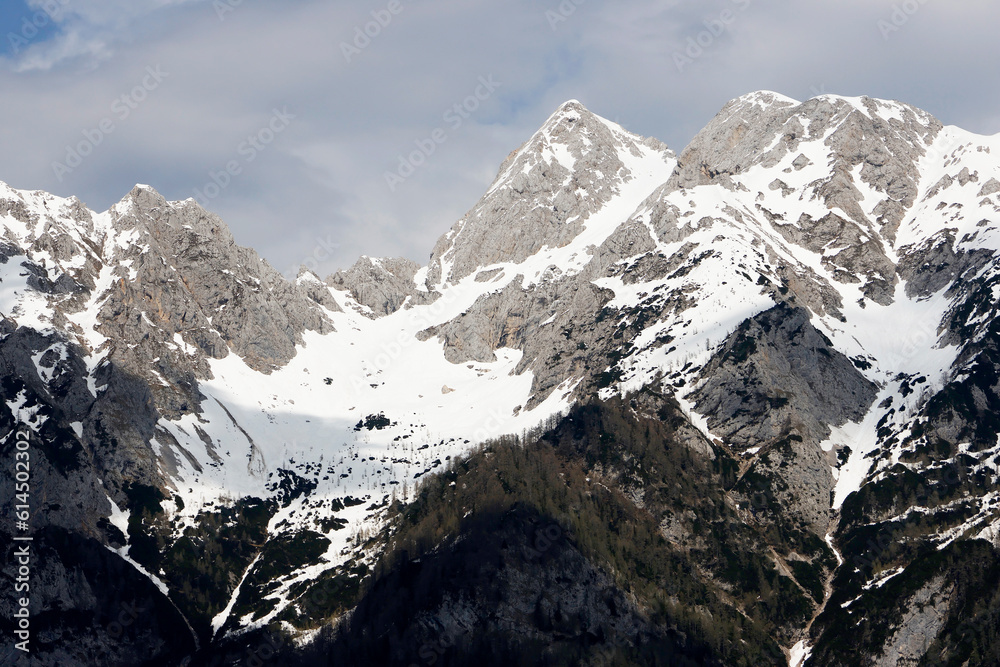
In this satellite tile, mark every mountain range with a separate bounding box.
[2,90,1000,666]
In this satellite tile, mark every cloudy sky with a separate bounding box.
[1,0,998,279]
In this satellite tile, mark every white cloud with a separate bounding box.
[4,0,207,71]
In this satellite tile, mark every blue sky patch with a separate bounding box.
[0,1,64,58]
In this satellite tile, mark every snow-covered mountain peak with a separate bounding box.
[647,92,958,316]
[424,101,676,288]
[670,92,941,197]
[728,89,800,113]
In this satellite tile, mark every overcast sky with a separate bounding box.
[1,0,998,279]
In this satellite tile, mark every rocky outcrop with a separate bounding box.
[107,186,335,374]
[897,227,995,300]
[668,93,944,306]
[772,212,897,305]
[874,576,951,667]
[667,90,801,191]
[692,303,873,430]
[2,90,1000,665]
[691,302,878,532]
[328,255,433,316]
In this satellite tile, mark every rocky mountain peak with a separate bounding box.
[667,90,800,190]
[0,179,339,427]
[669,91,940,196]
[425,100,675,287]
[660,91,949,305]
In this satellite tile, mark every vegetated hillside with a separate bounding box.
[250,391,830,666]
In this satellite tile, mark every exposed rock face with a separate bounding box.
[328,255,431,316]
[417,273,619,408]
[772,211,898,305]
[413,92,956,423]
[667,92,943,305]
[668,90,801,191]
[874,576,951,667]
[0,184,340,424]
[690,303,878,532]
[897,227,995,300]
[106,186,335,374]
[426,101,674,286]
[691,303,877,451]
[0,527,198,666]
[0,321,164,532]
[0,183,346,665]
[670,92,941,227]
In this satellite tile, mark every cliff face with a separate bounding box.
[2,91,1000,665]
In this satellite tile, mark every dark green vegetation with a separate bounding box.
[125,493,278,638]
[180,299,1000,666]
[263,392,840,666]
[124,490,364,646]
[802,311,1000,666]
[810,542,1000,666]
[355,412,395,431]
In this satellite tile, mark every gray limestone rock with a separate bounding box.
[328,255,429,316]
[772,211,897,305]
[680,93,939,219]
[690,302,878,532]
[875,577,951,667]
[897,227,995,300]
[2,90,999,663]
[667,91,800,192]
[425,101,674,286]
[691,302,877,448]
[109,186,334,373]
[978,178,1000,197]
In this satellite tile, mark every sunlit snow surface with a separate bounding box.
[789,639,812,667]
